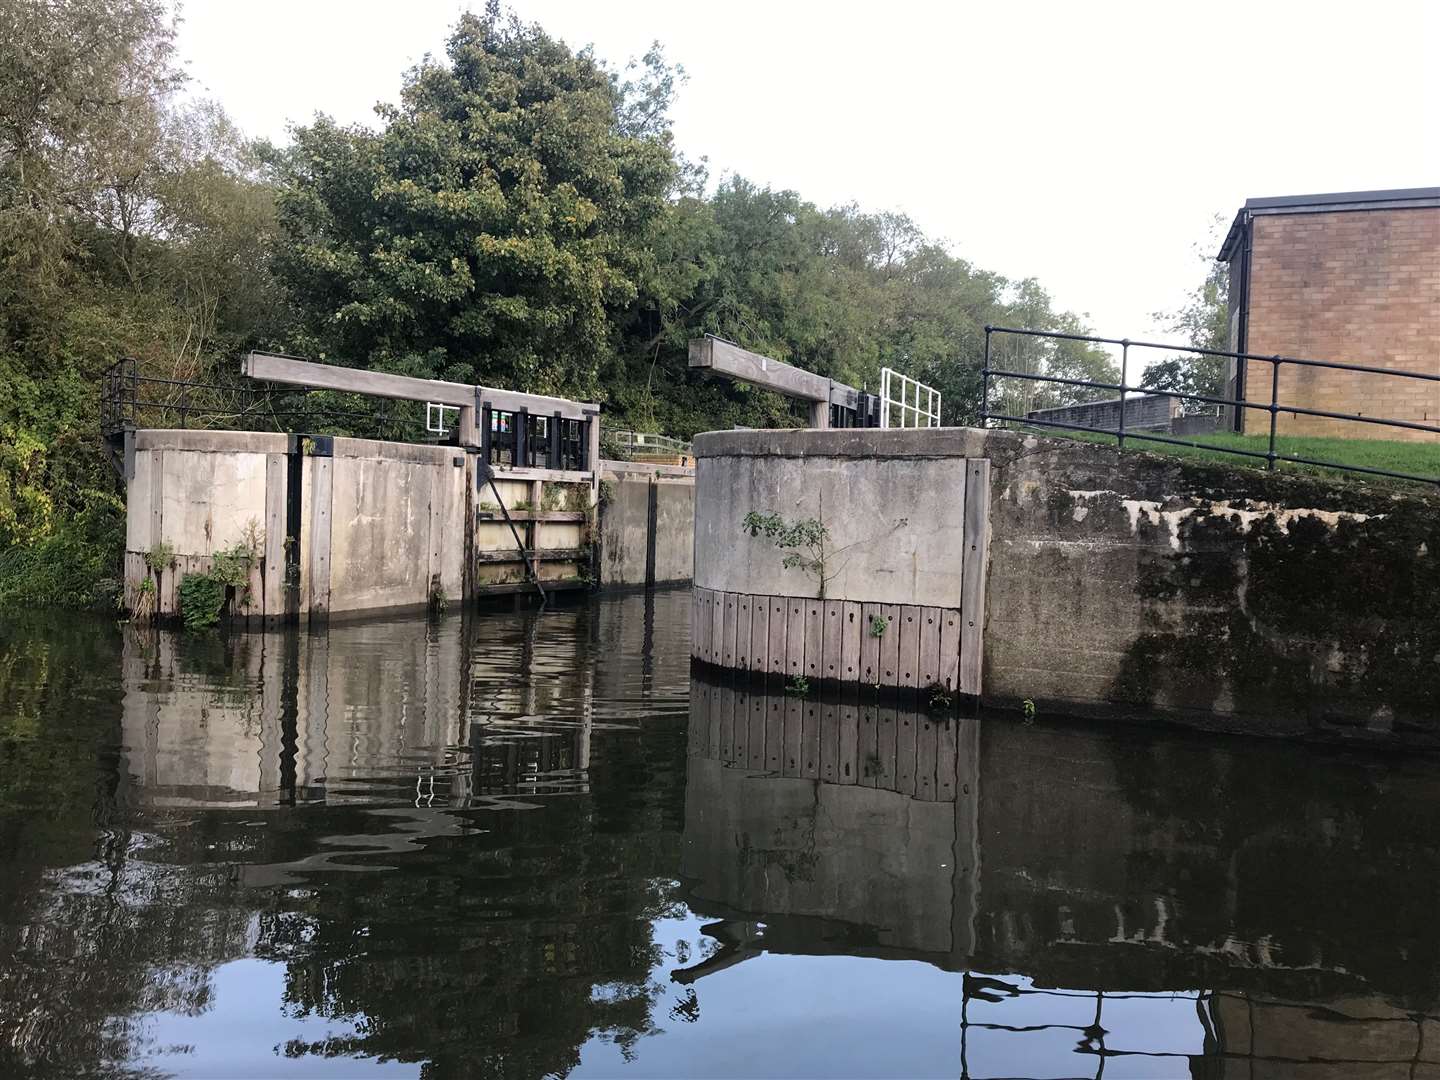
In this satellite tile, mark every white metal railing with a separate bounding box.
[609,430,694,456]
[879,368,941,428]
[426,402,459,434]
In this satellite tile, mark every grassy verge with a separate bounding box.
[1017,426,1440,492]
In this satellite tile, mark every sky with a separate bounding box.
[176,0,1440,339]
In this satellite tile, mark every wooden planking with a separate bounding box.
[783,693,803,776]
[263,453,288,618]
[748,682,768,770]
[766,691,786,772]
[785,599,806,678]
[732,679,750,764]
[918,608,943,687]
[691,589,708,661]
[858,700,879,788]
[819,695,839,783]
[897,606,922,688]
[803,601,824,681]
[959,458,992,696]
[767,598,788,674]
[936,714,958,802]
[821,601,844,681]
[895,703,918,796]
[688,681,712,756]
[875,700,897,789]
[749,596,770,671]
[711,680,731,760]
[878,603,902,686]
[939,608,962,693]
[801,698,821,779]
[711,590,726,667]
[690,589,699,657]
[916,714,939,801]
[838,697,860,784]
[735,595,753,671]
[721,593,738,668]
[840,601,864,682]
[717,679,737,766]
[860,602,883,685]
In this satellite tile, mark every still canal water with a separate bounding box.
[2,590,1438,1078]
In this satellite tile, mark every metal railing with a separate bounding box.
[981,326,1440,489]
[607,430,694,457]
[101,357,431,442]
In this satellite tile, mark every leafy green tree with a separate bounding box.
[266,2,677,398]
[1143,215,1230,407]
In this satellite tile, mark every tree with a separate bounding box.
[266,3,677,399]
[1143,215,1230,408]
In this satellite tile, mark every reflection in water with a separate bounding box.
[1,596,1439,1078]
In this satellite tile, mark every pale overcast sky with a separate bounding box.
[177,0,1440,340]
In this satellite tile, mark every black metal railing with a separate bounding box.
[981,326,1440,489]
[101,357,429,443]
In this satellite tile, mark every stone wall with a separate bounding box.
[692,427,1440,744]
[1242,206,1440,442]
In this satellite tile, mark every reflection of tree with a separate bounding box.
[263,788,687,1079]
[0,612,691,1080]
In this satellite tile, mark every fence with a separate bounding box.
[101,357,429,443]
[879,367,941,428]
[981,326,1440,488]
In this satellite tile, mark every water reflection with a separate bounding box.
[682,674,1440,1076]
[1,597,1439,1078]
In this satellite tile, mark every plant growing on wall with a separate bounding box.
[742,502,906,601]
[869,615,889,638]
[177,522,263,631]
[742,510,835,598]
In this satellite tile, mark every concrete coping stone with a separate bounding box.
[132,429,461,466]
[601,459,696,478]
[135,429,290,454]
[693,426,1032,460]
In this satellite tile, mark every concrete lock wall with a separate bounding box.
[597,461,695,588]
[692,426,1440,744]
[123,431,694,622]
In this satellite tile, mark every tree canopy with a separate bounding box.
[0,0,1161,606]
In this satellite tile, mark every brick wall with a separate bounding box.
[1242,206,1440,443]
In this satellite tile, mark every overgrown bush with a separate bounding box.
[177,572,225,631]
[0,491,124,610]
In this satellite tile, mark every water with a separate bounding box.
[1,591,1438,1079]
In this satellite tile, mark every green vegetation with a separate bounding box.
[869,614,889,638]
[0,0,1121,610]
[742,511,833,598]
[785,674,809,695]
[1027,426,1439,491]
[175,526,261,630]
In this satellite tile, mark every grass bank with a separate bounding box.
[1020,427,1440,492]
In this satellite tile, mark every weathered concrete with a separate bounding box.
[693,427,1440,743]
[597,460,695,589]
[694,431,974,605]
[124,431,695,621]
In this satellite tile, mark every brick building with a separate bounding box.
[1217,187,1440,442]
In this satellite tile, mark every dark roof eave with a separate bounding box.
[1216,210,1247,262]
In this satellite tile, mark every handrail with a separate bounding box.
[981,326,1439,489]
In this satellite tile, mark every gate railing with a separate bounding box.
[981,325,1440,488]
